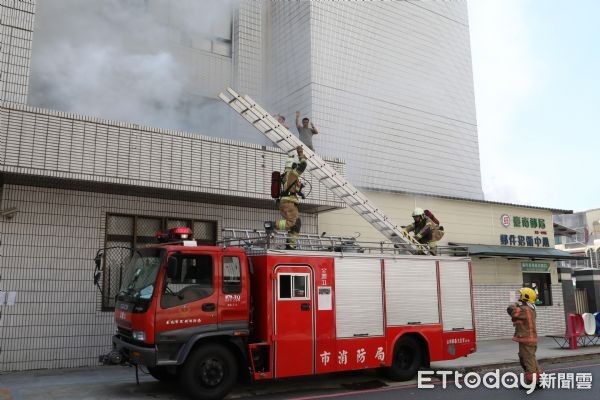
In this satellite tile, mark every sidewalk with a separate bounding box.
[432,336,600,372]
[1,337,599,399]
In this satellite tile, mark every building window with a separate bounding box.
[101,213,217,310]
[522,273,552,306]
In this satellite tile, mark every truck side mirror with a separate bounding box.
[166,257,178,279]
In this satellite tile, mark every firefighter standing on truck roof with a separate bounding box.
[507,287,542,387]
[403,207,443,255]
[276,146,307,249]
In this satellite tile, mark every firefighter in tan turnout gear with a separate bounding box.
[275,146,307,249]
[404,207,444,254]
[507,287,542,386]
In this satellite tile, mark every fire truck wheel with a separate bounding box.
[180,343,238,400]
[147,366,177,382]
[384,336,422,381]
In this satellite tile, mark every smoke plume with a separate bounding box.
[28,0,264,143]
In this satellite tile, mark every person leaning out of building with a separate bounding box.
[273,146,307,249]
[507,287,542,387]
[295,111,318,151]
[403,207,444,254]
[275,114,289,130]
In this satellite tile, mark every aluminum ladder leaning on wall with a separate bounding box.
[218,87,428,255]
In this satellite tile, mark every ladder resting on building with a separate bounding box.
[218,87,429,255]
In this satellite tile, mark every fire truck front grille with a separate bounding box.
[118,327,133,339]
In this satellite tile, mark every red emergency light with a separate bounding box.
[155,227,193,242]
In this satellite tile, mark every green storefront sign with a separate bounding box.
[521,262,550,273]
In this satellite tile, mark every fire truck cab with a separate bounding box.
[105,228,476,400]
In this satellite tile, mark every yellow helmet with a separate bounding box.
[519,287,537,303]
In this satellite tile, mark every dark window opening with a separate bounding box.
[278,274,309,300]
[522,273,552,306]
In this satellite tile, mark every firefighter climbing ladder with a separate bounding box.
[218,87,428,255]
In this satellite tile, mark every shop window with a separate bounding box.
[522,273,552,306]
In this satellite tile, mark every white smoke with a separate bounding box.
[28,0,260,142]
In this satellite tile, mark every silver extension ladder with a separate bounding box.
[218,87,428,255]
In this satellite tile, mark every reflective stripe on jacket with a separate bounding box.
[507,302,537,343]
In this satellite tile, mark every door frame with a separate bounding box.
[273,264,315,377]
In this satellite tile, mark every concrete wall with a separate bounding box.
[474,285,565,340]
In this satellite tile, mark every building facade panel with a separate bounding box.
[305,1,482,199]
[0,0,34,104]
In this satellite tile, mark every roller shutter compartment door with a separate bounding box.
[439,261,473,331]
[335,258,384,338]
[385,259,439,326]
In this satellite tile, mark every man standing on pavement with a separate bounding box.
[295,111,318,151]
[507,287,542,387]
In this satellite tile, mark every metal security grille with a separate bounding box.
[102,214,217,310]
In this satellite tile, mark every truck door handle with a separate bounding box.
[300,303,310,311]
[202,303,216,312]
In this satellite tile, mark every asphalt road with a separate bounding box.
[0,359,598,400]
[244,360,600,400]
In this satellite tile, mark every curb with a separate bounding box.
[458,352,600,373]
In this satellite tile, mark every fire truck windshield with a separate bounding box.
[117,248,163,301]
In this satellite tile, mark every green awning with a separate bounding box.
[449,243,587,261]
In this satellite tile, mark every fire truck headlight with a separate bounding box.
[132,330,146,342]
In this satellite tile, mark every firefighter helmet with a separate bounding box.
[519,287,537,303]
[285,155,299,170]
[412,207,425,217]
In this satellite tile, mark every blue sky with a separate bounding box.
[468,0,599,212]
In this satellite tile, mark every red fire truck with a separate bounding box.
[99,227,475,400]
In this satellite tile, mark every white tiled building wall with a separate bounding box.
[0,184,319,372]
[0,104,345,209]
[0,0,34,104]
[473,285,566,340]
[234,1,264,101]
[264,1,483,199]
